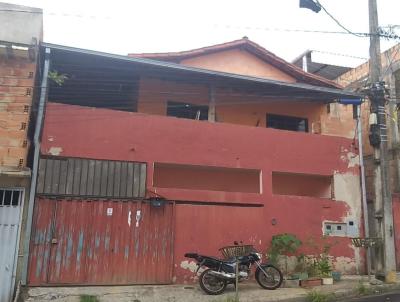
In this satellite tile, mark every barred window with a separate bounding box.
[0,189,23,206]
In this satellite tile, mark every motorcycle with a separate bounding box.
[184,244,283,295]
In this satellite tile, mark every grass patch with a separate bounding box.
[80,295,99,302]
[356,281,374,296]
[306,290,334,302]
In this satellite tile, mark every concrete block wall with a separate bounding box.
[0,52,36,169]
[336,43,400,200]
[336,43,400,87]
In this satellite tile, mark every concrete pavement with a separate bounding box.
[23,277,400,302]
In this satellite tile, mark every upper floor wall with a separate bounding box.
[137,77,356,138]
[41,102,359,205]
[179,49,297,83]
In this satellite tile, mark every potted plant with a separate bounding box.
[317,241,333,285]
[332,271,341,281]
[300,257,322,287]
[318,256,333,285]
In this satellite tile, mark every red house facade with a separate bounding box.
[27,39,364,285]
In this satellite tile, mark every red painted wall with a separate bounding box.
[41,103,362,282]
[392,194,400,270]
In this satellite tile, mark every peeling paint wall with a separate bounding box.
[38,103,364,284]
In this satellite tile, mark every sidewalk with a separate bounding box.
[24,276,400,302]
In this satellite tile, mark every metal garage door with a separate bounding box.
[0,188,24,302]
[28,198,174,285]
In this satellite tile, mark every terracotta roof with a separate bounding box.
[128,37,342,89]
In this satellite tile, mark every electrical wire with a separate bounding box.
[309,50,368,61]
[315,0,369,38]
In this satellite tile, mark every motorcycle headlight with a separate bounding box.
[256,253,263,261]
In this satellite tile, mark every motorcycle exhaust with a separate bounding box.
[209,271,236,280]
[208,271,248,280]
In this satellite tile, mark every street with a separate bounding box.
[346,293,400,302]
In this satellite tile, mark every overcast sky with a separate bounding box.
[5,0,400,67]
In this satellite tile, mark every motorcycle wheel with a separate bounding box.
[199,269,227,295]
[255,264,283,290]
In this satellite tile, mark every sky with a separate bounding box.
[4,0,400,68]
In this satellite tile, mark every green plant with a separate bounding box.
[304,236,333,278]
[306,290,334,302]
[48,70,68,86]
[357,281,369,295]
[305,257,320,277]
[316,254,332,277]
[79,295,99,302]
[267,233,302,265]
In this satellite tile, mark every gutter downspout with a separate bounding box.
[358,103,372,281]
[21,47,51,285]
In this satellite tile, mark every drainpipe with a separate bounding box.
[21,47,51,285]
[357,103,372,280]
[340,98,371,278]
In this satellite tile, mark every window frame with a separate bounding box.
[266,113,309,132]
[167,101,209,121]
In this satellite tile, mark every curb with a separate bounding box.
[276,282,400,302]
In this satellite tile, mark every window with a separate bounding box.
[167,101,209,120]
[0,189,22,206]
[267,114,308,132]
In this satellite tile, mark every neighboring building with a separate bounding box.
[24,38,364,286]
[0,3,42,302]
[335,43,400,271]
[292,49,353,80]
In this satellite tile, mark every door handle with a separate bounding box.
[51,238,58,244]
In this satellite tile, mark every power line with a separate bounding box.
[310,50,368,60]
[316,0,368,38]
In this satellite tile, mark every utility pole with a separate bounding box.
[299,0,397,282]
[367,0,397,281]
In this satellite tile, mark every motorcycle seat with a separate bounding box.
[204,255,237,264]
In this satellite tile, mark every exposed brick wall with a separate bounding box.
[336,43,400,87]
[334,44,400,201]
[0,53,36,168]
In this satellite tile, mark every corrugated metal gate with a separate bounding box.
[36,157,147,199]
[0,188,24,302]
[28,197,174,285]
